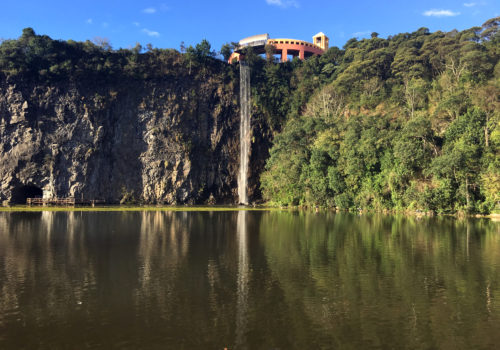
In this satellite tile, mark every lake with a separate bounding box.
[0,210,499,349]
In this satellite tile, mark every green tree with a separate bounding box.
[220,43,232,61]
[429,109,485,212]
[194,39,216,58]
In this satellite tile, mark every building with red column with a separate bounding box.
[229,32,329,63]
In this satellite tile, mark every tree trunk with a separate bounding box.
[485,126,489,147]
[465,177,470,212]
[484,113,490,147]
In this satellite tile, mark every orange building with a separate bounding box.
[229,32,329,63]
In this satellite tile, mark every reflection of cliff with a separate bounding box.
[132,211,244,348]
[0,212,97,329]
[0,211,244,348]
[135,211,190,314]
[134,211,254,348]
[259,212,500,349]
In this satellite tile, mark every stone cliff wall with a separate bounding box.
[0,73,244,205]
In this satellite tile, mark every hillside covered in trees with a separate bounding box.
[254,18,499,214]
[0,18,498,213]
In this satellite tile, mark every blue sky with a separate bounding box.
[1,1,498,52]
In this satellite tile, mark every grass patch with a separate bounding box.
[0,205,283,212]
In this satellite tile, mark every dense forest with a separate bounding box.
[0,18,498,213]
[252,18,499,214]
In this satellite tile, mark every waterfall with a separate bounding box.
[238,61,251,205]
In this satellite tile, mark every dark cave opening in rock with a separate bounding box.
[11,185,43,204]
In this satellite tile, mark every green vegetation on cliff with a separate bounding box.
[0,20,498,212]
[0,28,232,82]
[259,18,500,214]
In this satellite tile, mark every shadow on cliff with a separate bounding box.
[10,184,42,204]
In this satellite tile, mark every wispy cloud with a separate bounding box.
[142,28,160,37]
[102,22,109,28]
[464,2,476,7]
[142,7,157,14]
[265,0,299,8]
[423,9,460,17]
[86,18,93,24]
[352,31,371,38]
[133,22,140,27]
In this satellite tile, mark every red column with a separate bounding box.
[299,49,305,60]
[281,48,288,62]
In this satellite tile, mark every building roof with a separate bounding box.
[239,34,270,46]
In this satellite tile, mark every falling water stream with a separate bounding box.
[238,61,251,205]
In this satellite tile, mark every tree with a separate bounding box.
[264,44,276,64]
[480,16,500,41]
[131,42,142,55]
[394,116,435,176]
[21,27,36,39]
[92,37,112,51]
[343,38,358,50]
[481,163,500,211]
[403,78,426,118]
[195,39,216,58]
[429,109,485,212]
[220,43,232,61]
[471,82,499,147]
[305,85,345,120]
[184,45,195,74]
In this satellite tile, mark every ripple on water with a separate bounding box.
[0,211,499,349]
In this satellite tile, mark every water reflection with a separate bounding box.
[236,210,249,349]
[0,211,498,349]
[135,211,189,316]
[0,212,98,329]
[258,213,500,349]
[130,211,240,348]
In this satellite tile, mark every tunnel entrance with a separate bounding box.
[11,185,43,204]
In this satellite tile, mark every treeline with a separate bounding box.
[258,18,499,214]
[0,28,231,83]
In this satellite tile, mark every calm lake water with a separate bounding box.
[0,211,499,349]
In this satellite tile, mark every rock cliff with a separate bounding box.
[0,70,245,205]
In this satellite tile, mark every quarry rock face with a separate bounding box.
[0,75,245,205]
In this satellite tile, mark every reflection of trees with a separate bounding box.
[259,212,500,349]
